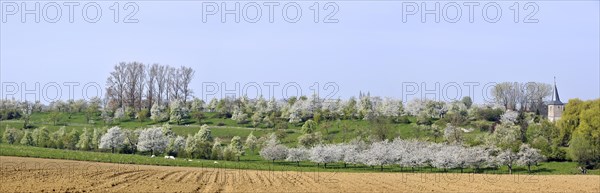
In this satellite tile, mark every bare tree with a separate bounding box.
[168,67,182,101]
[156,65,168,106]
[137,64,146,110]
[179,66,195,104]
[124,62,144,110]
[146,64,158,109]
[493,82,552,112]
[106,62,195,112]
[525,82,552,113]
[106,62,127,109]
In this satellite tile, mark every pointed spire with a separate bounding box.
[549,77,563,105]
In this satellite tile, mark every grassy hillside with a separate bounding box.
[1,112,433,144]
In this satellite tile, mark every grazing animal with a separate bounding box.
[151,155,156,158]
[214,161,219,164]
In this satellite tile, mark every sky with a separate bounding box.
[1,0,599,104]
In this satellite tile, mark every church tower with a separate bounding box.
[547,78,564,122]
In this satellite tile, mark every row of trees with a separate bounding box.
[491,82,553,112]
[2,124,260,162]
[105,62,195,112]
[260,135,545,173]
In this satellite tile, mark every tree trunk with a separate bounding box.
[527,165,531,173]
[297,161,300,167]
[508,165,512,174]
[380,165,383,171]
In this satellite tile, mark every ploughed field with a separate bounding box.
[1,156,598,193]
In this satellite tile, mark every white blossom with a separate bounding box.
[99,126,125,153]
[286,147,309,164]
[517,144,545,172]
[309,144,343,167]
[260,144,288,162]
[500,110,519,125]
[137,127,169,154]
[151,103,169,122]
[497,149,520,174]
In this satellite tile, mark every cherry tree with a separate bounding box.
[229,136,245,161]
[405,99,428,116]
[339,145,359,168]
[99,126,125,153]
[259,134,288,163]
[451,145,473,173]
[309,144,343,168]
[20,101,33,128]
[489,123,522,151]
[169,99,188,125]
[341,139,369,167]
[185,134,198,158]
[150,103,169,122]
[231,109,248,124]
[137,127,169,155]
[286,147,309,166]
[211,137,223,160]
[76,128,93,150]
[517,144,545,173]
[376,97,403,119]
[342,97,358,119]
[259,144,288,163]
[20,131,34,146]
[244,132,258,153]
[195,124,213,142]
[497,149,520,174]
[394,139,427,171]
[91,128,103,150]
[166,135,186,156]
[467,146,492,172]
[431,145,459,172]
[360,140,396,171]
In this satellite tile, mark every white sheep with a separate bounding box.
[213,161,219,164]
[151,155,156,158]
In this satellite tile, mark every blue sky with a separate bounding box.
[1,1,599,103]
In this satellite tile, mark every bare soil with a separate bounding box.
[1,156,598,193]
